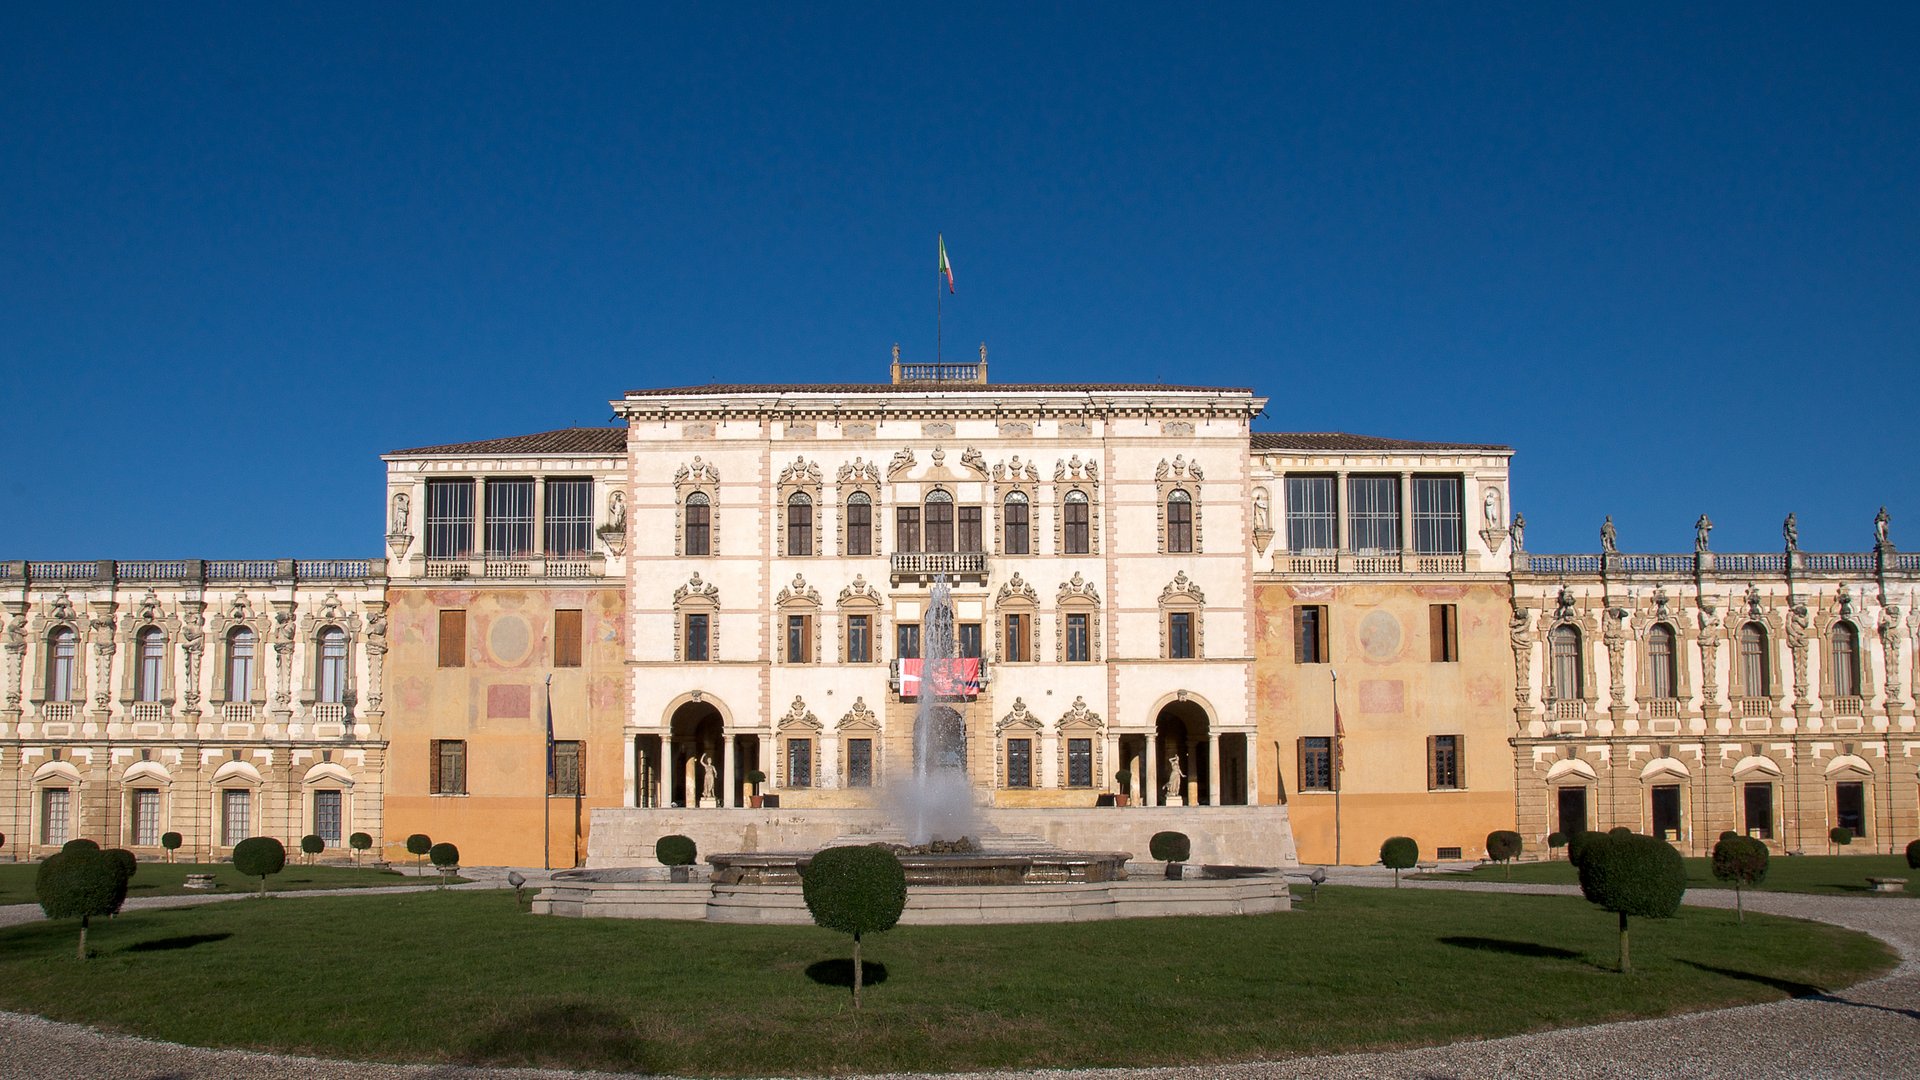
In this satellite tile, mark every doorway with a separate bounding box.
[1651,784,1682,841]
[1556,786,1588,836]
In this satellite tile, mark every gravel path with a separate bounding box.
[1,876,1915,1079]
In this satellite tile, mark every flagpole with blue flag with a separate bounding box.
[544,673,554,871]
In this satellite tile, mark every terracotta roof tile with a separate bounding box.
[624,382,1254,396]
[1250,432,1510,452]
[385,427,628,457]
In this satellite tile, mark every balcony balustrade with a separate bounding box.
[889,551,988,579]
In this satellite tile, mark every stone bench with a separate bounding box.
[182,874,217,890]
[1867,877,1908,894]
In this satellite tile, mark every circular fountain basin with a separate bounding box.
[708,849,1131,887]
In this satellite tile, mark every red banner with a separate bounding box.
[899,658,980,698]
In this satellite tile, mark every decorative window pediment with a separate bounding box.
[838,573,880,607]
[777,457,824,557]
[776,573,821,608]
[997,572,1038,606]
[674,457,720,557]
[996,696,1043,734]
[1158,572,1205,659]
[778,695,822,732]
[1056,694,1103,732]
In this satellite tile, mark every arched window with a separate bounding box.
[1830,623,1859,698]
[1648,624,1677,700]
[786,492,813,556]
[1550,626,1583,700]
[925,490,954,553]
[1063,490,1090,554]
[136,628,164,702]
[47,628,77,702]
[318,628,348,704]
[227,627,255,702]
[684,493,711,556]
[1740,622,1770,697]
[1002,492,1029,555]
[1166,490,1193,553]
[845,492,872,556]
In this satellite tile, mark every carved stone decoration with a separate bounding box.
[271,605,297,709]
[317,591,348,624]
[996,572,1038,605]
[992,456,1041,483]
[1652,585,1672,622]
[1603,607,1628,705]
[673,572,719,604]
[1554,585,1577,623]
[1880,605,1905,702]
[180,602,207,715]
[838,574,880,605]
[1697,601,1723,709]
[1251,488,1274,553]
[960,447,988,476]
[598,490,628,555]
[1160,571,1205,606]
[1695,514,1714,554]
[997,696,1041,732]
[887,447,916,477]
[2,607,26,710]
[50,593,77,623]
[363,604,388,712]
[837,458,881,485]
[841,696,877,729]
[775,573,821,606]
[778,456,822,486]
[1783,512,1799,553]
[1875,506,1892,550]
[1057,695,1103,730]
[1744,584,1764,621]
[89,606,117,711]
[136,590,164,624]
[388,492,413,559]
[1058,572,1101,605]
[1600,516,1618,554]
[1509,603,1533,706]
[1838,584,1855,621]
[1054,454,1097,482]
[1511,513,1526,553]
[922,422,955,439]
[1786,601,1811,701]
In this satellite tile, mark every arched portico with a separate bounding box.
[640,693,759,809]
[1135,692,1238,807]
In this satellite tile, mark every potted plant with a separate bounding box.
[657,834,698,882]
[746,769,768,808]
[1150,830,1190,879]
[1113,769,1132,807]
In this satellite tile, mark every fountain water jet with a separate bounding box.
[895,576,978,846]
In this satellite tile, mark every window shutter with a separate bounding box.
[1430,605,1445,662]
[1296,737,1306,792]
[1294,608,1305,663]
[430,740,442,794]
[577,743,587,798]
[439,611,466,668]
[1455,735,1466,789]
[1316,607,1329,663]
[1426,736,1436,791]
[554,610,582,668]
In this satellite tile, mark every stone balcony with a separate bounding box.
[889,551,989,582]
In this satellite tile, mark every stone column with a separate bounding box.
[1399,472,1414,556]
[722,732,736,803]
[1334,471,1350,552]
[1207,734,1222,807]
[532,476,547,558]
[1147,737,1160,808]
[473,477,487,558]
[654,739,669,810]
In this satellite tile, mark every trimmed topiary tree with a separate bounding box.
[349,831,373,867]
[301,834,324,864]
[1829,826,1854,853]
[1149,831,1191,879]
[801,845,907,1009]
[1906,837,1920,870]
[161,832,182,863]
[1567,830,1605,868]
[1576,831,1687,972]
[656,834,697,871]
[62,838,101,853]
[232,836,287,897]
[429,842,460,889]
[1380,836,1418,887]
[1486,831,1523,879]
[37,846,129,959]
[1115,769,1133,802]
[1710,834,1770,923]
[105,848,138,891]
[406,833,432,871]
[1547,831,1567,854]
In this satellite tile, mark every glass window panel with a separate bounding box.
[1003,493,1029,554]
[1167,490,1193,553]
[544,478,593,557]
[1649,625,1676,699]
[313,789,342,842]
[846,493,871,555]
[1347,475,1400,553]
[483,478,536,556]
[42,788,70,846]
[1411,476,1463,555]
[1063,491,1090,554]
[1169,611,1193,658]
[1832,624,1858,696]
[137,628,164,702]
[848,738,873,787]
[550,741,582,797]
[847,615,870,663]
[684,493,711,556]
[227,628,254,701]
[1066,612,1090,662]
[685,613,709,661]
[1067,738,1093,787]
[425,479,475,558]
[318,628,348,703]
[896,506,921,552]
[132,789,160,846]
[222,789,251,846]
[787,493,813,556]
[1551,626,1583,699]
[49,629,77,701]
[1007,738,1032,788]
[1302,737,1332,790]
[896,623,920,659]
[958,505,982,552]
[1284,475,1336,552]
[1741,624,1769,695]
[958,623,982,659]
[925,491,954,552]
[787,739,813,788]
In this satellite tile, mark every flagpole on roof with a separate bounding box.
[936,234,943,364]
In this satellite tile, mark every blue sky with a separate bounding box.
[3,4,1915,558]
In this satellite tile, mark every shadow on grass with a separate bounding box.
[460,1000,652,1070]
[806,958,890,989]
[1438,936,1582,961]
[125,933,232,953]
[1676,958,1919,1019]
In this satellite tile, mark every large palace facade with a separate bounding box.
[4,357,1915,865]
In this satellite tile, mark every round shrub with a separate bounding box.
[350,832,373,852]
[1577,831,1686,973]
[429,841,460,868]
[301,834,325,858]
[744,769,767,786]
[406,833,432,855]
[1547,831,1567,850]
[1149,831,1192,863]
[1380,836,1418,887]
[1487,830,1523,862]
[1906,838,1920,870]
[655,834,698,867]
[1711,834,1770,922]
[1829,826,1854,847]
[105,847,138,884]
[161,832,182,856]
[1608,826,1633,838]
[36,846,128,958]
[232,836,287,896]
[1567,830,1605,867]
[802,845,908,1009]
[1719,830,1741,843]
[62,838,100,853]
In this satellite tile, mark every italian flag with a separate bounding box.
[938,234,954,293]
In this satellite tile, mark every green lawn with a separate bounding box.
[1426,853,1917,895]
[0,861,458,906]
[0,887,1892,1076]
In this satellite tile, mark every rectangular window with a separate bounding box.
[1063,497,1091,554]
[1299,737,1332,791]
[958,506,982,552]
[684,496,711,556]
[1412,476,1463,555]
[313,789,342,842]
[786,614,812,663]
[132,788,160,846]
[1004,497,1029,554]
[1428,734,1463,790]
[318,630,347,704]
[49,634,76,701]
[1836,781,1865,836]
[847,738,873,787]
[1067,738,1093,788]
[846,498,872,555]
[424,478,475,558]
[958,623,982,660]
[41,788,70,846]
[1430,604,1458,663]
[926,498,954,552]
[1295,605,1328,664]
[1066,612,1090,662]
[1004,613,1028,662]
[847,615,871,663]
[438,610,466,668]
[1284,475,1336,552]
[1168,611,1194,659]
[553,609,583,668]
[896,507,921,552]
[1744,782,1774,840]
[1166,493,1193,553]
[222,788,251,846]
[787,496,813,556]
[483,478,536,556]
[786,739,813,788]
[896,623,921,660]
[431,739,467,795]
[550,740,584,797]
[1007,738,1033,788]
[1347,475,1401,553]
[685,613,710,662]
[544,478,593,557]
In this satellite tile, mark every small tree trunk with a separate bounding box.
[258,875,266,898]
[1735,884,1744,924]
[852,931,863,1010]
[77,915,89,961]
[1618,911,1630,974]
[1392,867,1400,888]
